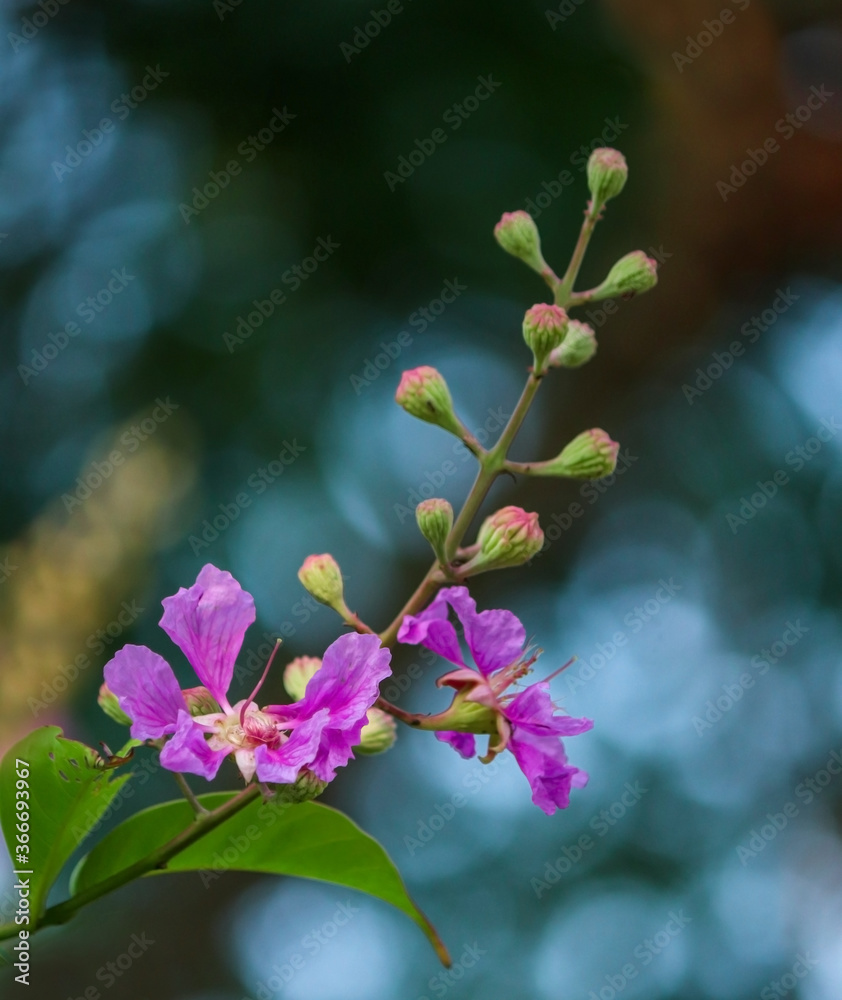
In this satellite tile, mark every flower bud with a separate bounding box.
[355,708,398,755]
[549,320,597,369]
[493,210,547,274]
[98,682,131,726]
[395,366,464,438]
[587,147,628,207]
[182,686,221,717]
[275,768,329,804]
[298,554,350,616]
[283,656,322,701]
[593,251,657,300]
[416,498,453,565]
[537,429,619,479]
[522,303,569,372]
[461,506,544,575]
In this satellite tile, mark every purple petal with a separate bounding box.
[253,709,331,784]
[442,587,527,676]
[159,710,228,780]
[397,588,466,668]
[435,730,476,758]
[103,645,185,740]
[506,682,594,738]
[266,633,392,783]
[159,564,255,706]
[508,730,588,815]
[399,586,526,676]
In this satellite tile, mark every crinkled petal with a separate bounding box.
[400,586,526,676]
[397,589,466,668]
[160,710,228,780]
[266,633,392,783]
[508,729,588,815]
[442,587,527,676]
[435,730,476,758]
[506,682,593,738]
[159,564,255,706]
[253,709,331,784]
[103,644,185,740]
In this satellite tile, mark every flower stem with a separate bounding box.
[377,370,545,659]
[173,771,210,817]
[555,202,601,307]
[0,784,262,940]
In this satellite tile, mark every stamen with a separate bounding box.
[541,655,576,685]
[240,639,283,727]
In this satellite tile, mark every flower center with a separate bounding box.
[214,708,283,751]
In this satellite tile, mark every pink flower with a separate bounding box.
[398,586,592,815]
[104,564,391,785]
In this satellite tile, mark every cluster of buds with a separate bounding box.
[383,149,643,581]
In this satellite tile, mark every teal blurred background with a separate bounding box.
[2,0,842,997]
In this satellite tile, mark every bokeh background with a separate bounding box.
[2,0,842,997]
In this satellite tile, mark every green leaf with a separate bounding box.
[0,726,130,924]
[71,792,450,965]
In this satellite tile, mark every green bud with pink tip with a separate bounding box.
[356,708,398,755]
[587,147,628,208]
[297,554,352,618]
[537,429,619,479]
[522,303,569,373]
[493,211,549,275]
[416,498,453,565]
[461,506,544,575]
[182,686,221,717]
[549,320,597,368]
[283,656,322,701]
[98,682,132,726]
[395,366,465,438]
[592,251,658,301]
